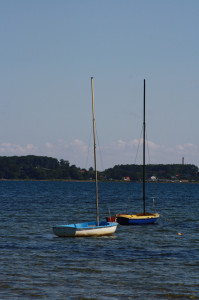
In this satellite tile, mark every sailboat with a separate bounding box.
[53,77,118,237]
[109,79,159,225]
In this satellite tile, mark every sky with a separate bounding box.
[0,0,199,170]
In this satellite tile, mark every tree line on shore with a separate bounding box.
[0,155,198,181]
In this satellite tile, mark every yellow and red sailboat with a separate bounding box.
[107,79,159,225]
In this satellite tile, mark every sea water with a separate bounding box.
[0,181,198,299]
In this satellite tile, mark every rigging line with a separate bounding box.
[86,122,104,171]
[107,207,112,218]
[95,125,104,172]
[85,125,93,170]
[125,197,131,214]
[145,127,151,165]
[160,214,177,224]
[134,126,143,164]
[152,198,157,213]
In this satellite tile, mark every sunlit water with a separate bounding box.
[0,181,198,299]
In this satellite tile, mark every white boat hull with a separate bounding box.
[53,221,118,237]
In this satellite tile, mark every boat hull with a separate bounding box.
[53,221,118,237]
[116,213,160,225]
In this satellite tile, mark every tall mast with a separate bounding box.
[91,77,99,226]
[143,79,146,215]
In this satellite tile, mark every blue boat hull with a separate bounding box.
[116,213,160,226]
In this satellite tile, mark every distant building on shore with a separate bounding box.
[122,177,130,181]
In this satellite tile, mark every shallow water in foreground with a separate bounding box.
[0,181,198,299]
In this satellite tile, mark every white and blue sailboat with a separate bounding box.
[53,77,118,237]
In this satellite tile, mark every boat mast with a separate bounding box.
[143,79,146,215]
[91,77,99,226]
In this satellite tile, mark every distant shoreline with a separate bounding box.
[0,179,198,184]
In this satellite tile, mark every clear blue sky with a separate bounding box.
[0,0,199,169]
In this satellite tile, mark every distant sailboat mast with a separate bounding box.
[91,77,99,226]
[143,79,146,215]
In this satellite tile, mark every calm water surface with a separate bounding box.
[0,181,198,299]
